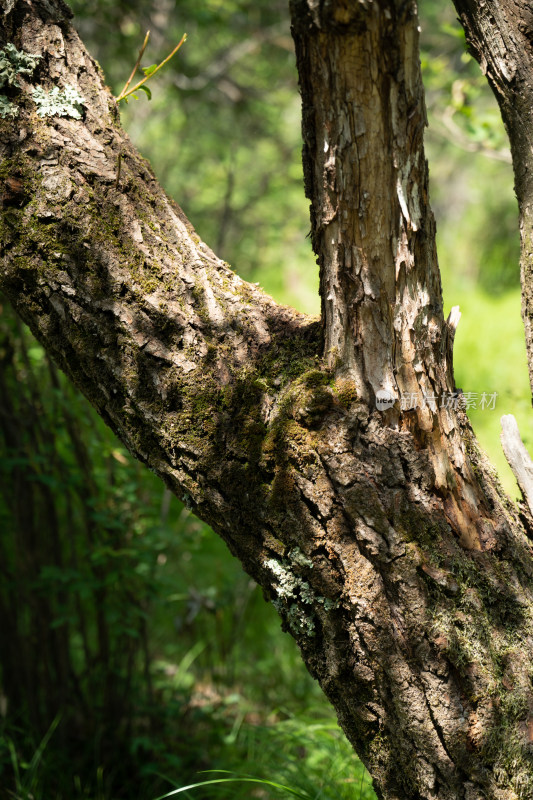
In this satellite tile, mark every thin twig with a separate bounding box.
[116,33,187,102]
[115,152,122,189]
[118,30,151,100]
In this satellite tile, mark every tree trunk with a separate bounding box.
[2,0,533,798]
[451,0,533,404]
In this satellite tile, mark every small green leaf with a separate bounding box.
[139,84,152,100]
[142,63,158,77]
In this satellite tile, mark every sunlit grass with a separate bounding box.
[155,716,375,800]
[450,287,531,496]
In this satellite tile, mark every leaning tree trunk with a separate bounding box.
[1,0,533,798]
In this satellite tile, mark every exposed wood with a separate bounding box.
[290,0,444,409]
[501,414,533,515]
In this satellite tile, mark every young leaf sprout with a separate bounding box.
[115,30,187,103]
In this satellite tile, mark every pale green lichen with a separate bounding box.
[0,43,41,118]
[289,547,314,569]
[32,84,85,119]
[266,552,340,637]
[265,558,300,600]
[0,43,85,120]
[298,581,315,604]
[319,597,341,611]
[0,94,18,118]
[271,597,315,637]
[181,492,193,510]
[0,43,40,88]
[287,604,316,636]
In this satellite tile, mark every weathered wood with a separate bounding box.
[290,0,444,407]
[501,414,533,514]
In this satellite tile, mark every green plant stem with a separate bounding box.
[116,33,187,103]
[118,30,150,100]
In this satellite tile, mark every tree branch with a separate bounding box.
[501,414,533,514]
[452,0,533,400]
[0,0,313,519]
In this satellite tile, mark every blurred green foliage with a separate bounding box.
[74,0,316,313]
[0,0,531,797]
[0,301,370,798]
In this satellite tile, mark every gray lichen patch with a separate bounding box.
[0,43,40,88]
[266,550,340,637]
[289,546,314,569]
[0,94,17,118]
[0,42,41,118]
[0,43,83,122]
[32,84,85,119]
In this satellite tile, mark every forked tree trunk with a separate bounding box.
[1,0,533,798]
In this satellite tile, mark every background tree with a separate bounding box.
[1,1,533,800]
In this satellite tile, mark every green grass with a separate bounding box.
[450,286,531,497]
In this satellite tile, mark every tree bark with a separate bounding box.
[451,0,533,402]
[2,1,533,798]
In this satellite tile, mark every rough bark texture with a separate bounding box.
[452,0,533,400]
[291,0,443,399]
[2,1,533,799]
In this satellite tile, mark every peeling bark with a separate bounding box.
[290,0,443,401]
[2,1,533,799]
